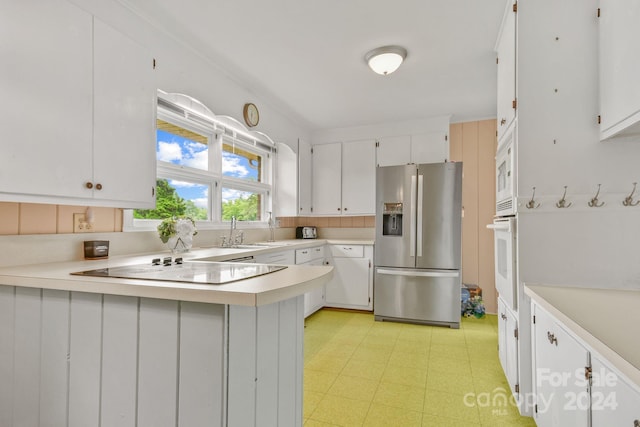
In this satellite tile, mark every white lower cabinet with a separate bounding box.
[532,301,640,426]
[590,356,640,426]
[325,245,373,310]
[498,297,519,398]
[296,246,325,318]
[532,303,590,426]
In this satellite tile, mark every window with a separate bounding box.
[221,138,272,222]
[126,92,274,231]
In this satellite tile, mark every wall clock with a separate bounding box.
[243,103,259,127]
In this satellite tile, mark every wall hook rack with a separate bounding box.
[526,186,541,209]
[588,184,605,207]
[556,186,572,208]
[623,182,640,206]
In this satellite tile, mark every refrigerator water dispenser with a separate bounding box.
[382,203,403,236]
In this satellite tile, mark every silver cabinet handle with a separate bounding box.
[547,331,558,346]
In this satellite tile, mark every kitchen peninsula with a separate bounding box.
[0,246,333,427]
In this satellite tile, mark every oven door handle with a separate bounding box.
[486,222,511,232]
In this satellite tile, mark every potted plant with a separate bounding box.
[158,216,198,253]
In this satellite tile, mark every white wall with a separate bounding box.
[69,0,310,151]
[517,0,640,290]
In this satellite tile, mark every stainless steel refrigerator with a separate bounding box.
[374,162,462,328]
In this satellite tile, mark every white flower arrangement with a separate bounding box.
[158,217,197,253]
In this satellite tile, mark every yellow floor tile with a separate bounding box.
[304,390,325,419]
[308,394,371,426]
[426,369,475,396]
[327,375,379,402]
[429,343,469,361]
[423,389,480,423]
[372,381,425,412]
[363,404,423,426]
[381,364,428,388]
[306,354,350,374]
[305,369,339,393]
[387,349,429,370]
[340,359,386,382]
[421,414,472,426]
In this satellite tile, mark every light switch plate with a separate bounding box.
[73,213,93,233]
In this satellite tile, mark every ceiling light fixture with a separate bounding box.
[365,45,408,76]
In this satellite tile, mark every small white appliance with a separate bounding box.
[496,125,516,216]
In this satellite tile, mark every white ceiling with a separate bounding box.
[122,0,507,131]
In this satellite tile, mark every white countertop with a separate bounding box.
[525,284,640,390]
[0,241,335,307]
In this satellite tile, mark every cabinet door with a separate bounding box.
[298,139,312,215]
[93,18,156,208]
[311,143,342,215]
[496,0,517,142]
[325,257,370,308]
[498,298,519,396]
[0,0,93,199]
[533,304,590,427]
[275,143,297,217]
[377,135,411,167]
[591,355,640,426]
[410,132,448,164]
[302,258,325,318]
[599,0,640,139]
[341,140,375,215]
[504,306,519,395]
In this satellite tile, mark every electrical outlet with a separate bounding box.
[73,213,93,233]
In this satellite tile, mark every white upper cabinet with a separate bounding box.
[92,18,156,207]
[377,135,411,166]
[410,132,449,164]
[0,0,93,200]
[377,132,448,167]
[599,0,640,140]
[311,141,376,215]
[341,139,376,214]
[298,139,312,215]
[275,143,297,217]
[0,1,156,208]
[311,143,342,215]
[495,0,517,144]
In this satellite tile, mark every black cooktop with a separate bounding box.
[71,261,287,285]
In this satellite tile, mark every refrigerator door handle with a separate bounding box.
[376,268,460,278]
[410,174,417,257]
[417,174,424,257]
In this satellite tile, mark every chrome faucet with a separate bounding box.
[267,211,275,242]
[229,216,237,244]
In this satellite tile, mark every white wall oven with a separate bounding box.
[487,217,517,310]
[496,124,516,216]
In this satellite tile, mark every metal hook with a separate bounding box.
[623,182,640,206]
[526,187,541,209]
[556,186,572,208]
[588,184,605,207]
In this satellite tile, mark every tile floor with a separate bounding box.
[303,309,537,427]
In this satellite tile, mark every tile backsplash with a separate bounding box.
[279,216,375,228]
[0,202,122,235]
[0,202,374,236]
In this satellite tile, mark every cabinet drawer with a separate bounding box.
[295,246,324,264]
[254,251,295,265]
[330,245,364,258]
